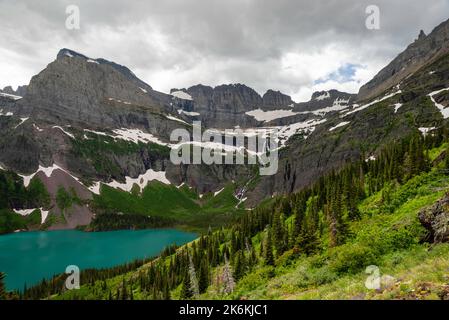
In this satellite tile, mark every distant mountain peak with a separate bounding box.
[56,48,152,90]
[358,18,449,101]
[418,29,427,41]
[57,48,89,60]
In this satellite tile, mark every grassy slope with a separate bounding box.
[54,145,449,300]
[92,181,245,232]
[200,149,449,300]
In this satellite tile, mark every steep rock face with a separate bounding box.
[185,83,262,128]
[262,90,294,110]
[358,18,449,102]
[419,193,449,243]
[15,49,177,134]
[245,52,449,206]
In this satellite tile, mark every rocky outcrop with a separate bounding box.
[419,193,449,243]
[1,85,27,97]
[358,18,449,102]
[185,83,262,128]
[293,89,355,112]
[262,90,294,110]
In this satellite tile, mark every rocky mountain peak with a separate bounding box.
[0,85,27,97]
[57,48,153,91]
[358,18,449,102]
[262,89,293,110]
[417,29,427,41]
[13,48,172,127]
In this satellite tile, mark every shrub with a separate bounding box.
[329,243,378,275]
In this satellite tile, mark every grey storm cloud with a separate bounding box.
[1,0,449,101]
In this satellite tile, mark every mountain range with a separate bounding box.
[1,18,449,233]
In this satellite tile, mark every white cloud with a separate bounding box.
[1,0,448,100]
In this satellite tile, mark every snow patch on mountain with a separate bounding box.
[343,90,402,117]
[393,103,403,113]
[84,128,171,146]
[52,126,75,139]
[14,117,29,129]
[300,99,350,116]
[165,114,190,125]
[13,208,37,216]
[315,92,330,101]
[329,121,350,131]
[18,163,82,188]
[177,109,200,117]
[214,187,225,196]
[172,91,193,101]
[0,109,13,116]
[33,124,44,132]
[428,88,449,119]
[112,128,169,146]
[418,127,436,136]
[277,119,327,145]
[105,169,170,192]
[13,208,49,224]
[245,108,298,122]
[0,92,22,100]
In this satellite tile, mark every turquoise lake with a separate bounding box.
[0,229,197,291]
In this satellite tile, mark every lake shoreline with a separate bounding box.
[0,228,197,291]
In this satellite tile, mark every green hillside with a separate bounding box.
[91,181,245,231]
[15,129,449,300]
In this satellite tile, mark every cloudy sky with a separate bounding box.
[1,0,448,102]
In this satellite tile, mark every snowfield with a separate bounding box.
[172,91,193,101]
[84,128,171,146]
[111,128,170,146]
[105,169,170,192]
[245,108,298,122]
[300,98,350,116]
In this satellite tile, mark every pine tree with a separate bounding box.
[444,143,449,173]
[222,255,235,294]
[188,255,200,298]
[121,278,128,300]
[198,258,209,293]
[0,272,7,300]
[263,226,274,265]
[272,211,286,256]
[180,272,192,299]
